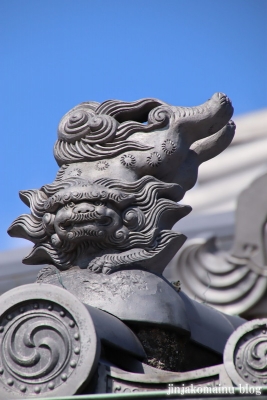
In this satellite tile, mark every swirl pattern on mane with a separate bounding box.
[54,99,170,166]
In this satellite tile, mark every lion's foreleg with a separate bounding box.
[87,248,148,274]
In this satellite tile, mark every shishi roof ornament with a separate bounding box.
[8,93,235,275]
[4,92,259,398]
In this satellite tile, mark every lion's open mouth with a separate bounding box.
[59,216,112,231]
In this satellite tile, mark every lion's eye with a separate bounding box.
[94,201,105,206]
[64,201,75,210]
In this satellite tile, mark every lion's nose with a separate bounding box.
[73,203,95,214]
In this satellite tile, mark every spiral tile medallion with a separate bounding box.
[0,283,99,398]
[224,319,267,386]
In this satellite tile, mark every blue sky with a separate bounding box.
[1,0,266,250]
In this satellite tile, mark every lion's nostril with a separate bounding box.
[73,203,95,214]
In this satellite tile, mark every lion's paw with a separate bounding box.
[87,258,114,274]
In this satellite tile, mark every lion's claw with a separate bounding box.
[87,258,114,274]
[102,266,112,274]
